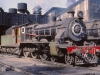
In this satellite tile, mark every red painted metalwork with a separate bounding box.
[17,39,20,43]
[25,33,38,37]
[67,46,100,54]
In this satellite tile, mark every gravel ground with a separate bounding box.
[0,54,100,75]
[0,71,25,75]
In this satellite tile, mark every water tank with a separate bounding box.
[9,8,17,13]
[17,3,27,13]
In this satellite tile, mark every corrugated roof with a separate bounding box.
[44,7,66,15]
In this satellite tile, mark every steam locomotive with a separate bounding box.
[0,10,99,66]
[84,20,100,58]
[85,20,100,45]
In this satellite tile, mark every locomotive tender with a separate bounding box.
[0,11,98,66]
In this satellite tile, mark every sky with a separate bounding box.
[0,0,67,14]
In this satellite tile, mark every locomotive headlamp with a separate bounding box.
[77,11,83,18]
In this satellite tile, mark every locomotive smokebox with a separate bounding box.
[9,8,17,14]
[17,3,27,14]
[67,11,75,18]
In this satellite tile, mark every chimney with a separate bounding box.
[33,5,42,15]
[33,5,42,23]
[67,11,75,17]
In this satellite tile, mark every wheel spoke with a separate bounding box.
[24,51,29,58]
[65,55,72,65]
[31,52,37,59]
[40,54,48,60]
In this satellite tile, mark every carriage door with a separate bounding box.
[15,28,18,43]
[14,28,21,44]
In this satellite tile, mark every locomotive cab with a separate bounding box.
[1,26,21,46]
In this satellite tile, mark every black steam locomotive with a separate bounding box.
[85,20,100,45]
[0,10,98,66]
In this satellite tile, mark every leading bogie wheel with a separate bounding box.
[65,55,73,65]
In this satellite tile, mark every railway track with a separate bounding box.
[23,56,99,68]
[18,56,100,75]
[23,56,100,75]
[24,57,70,67]
[0,54,99,75]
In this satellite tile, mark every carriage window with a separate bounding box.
[21,27,25,33]
[12,29,15,37]
[18,28,21,36]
